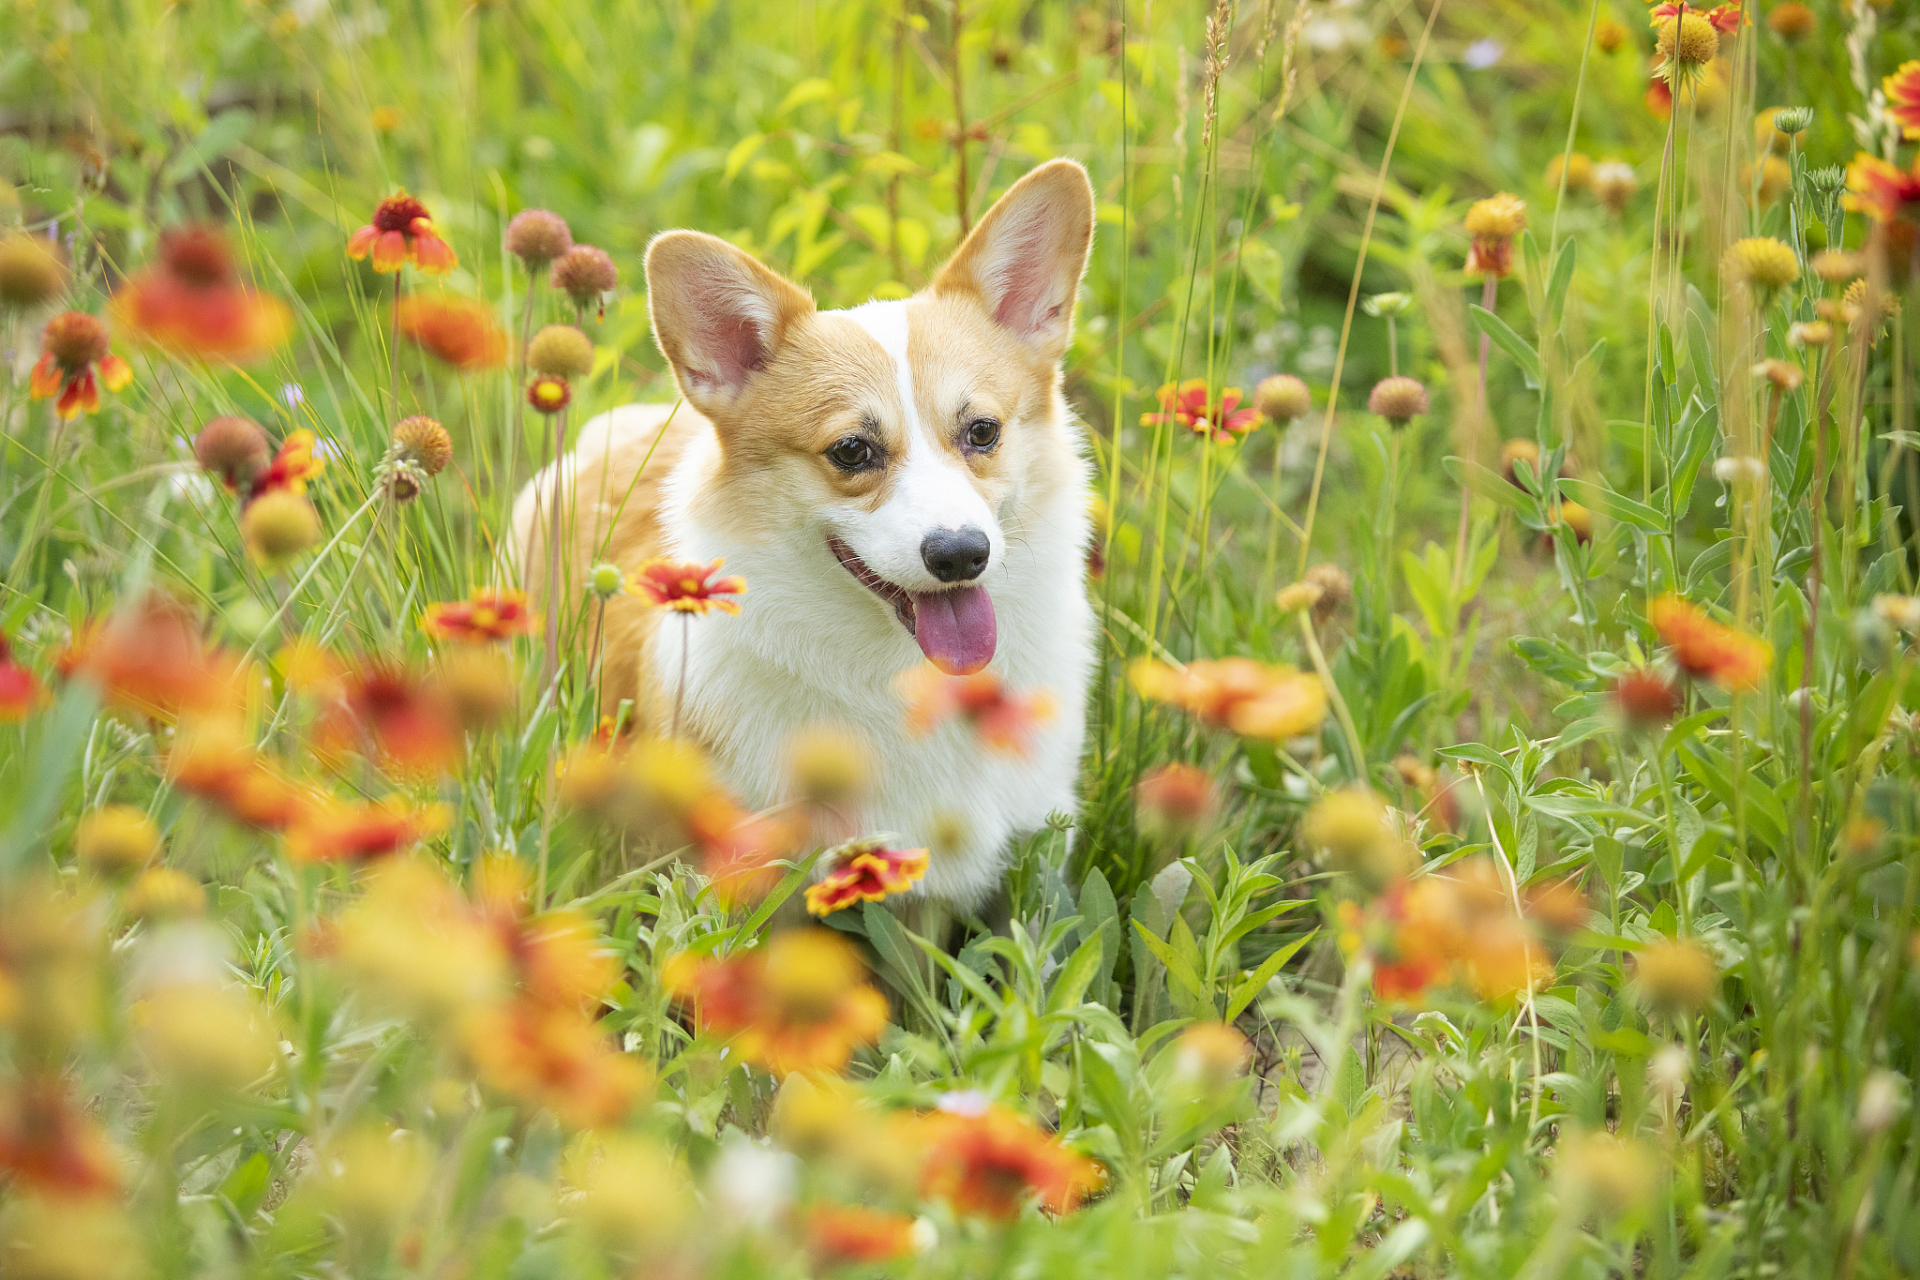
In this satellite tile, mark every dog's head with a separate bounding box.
[645,159,1095,676]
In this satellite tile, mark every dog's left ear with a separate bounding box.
[932,158,1094,361]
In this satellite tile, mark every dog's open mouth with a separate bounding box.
[827,534,997,676]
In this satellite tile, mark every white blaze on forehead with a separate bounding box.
[843,300,922,437]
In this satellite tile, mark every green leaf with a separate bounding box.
[776,78,836,115]
[722,133,766,183]
[1559,477,1666,533]
[1444,456,1537,520]
[1547,238,1577,326]
[1224,931,1313,1021]
[1469,304,1541,385]
[1046,933,1106,1015]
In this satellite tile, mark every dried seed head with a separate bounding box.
[1275,581,1323,615]
[1303,563,1352,621]
[194,415,271,486]
[527,324,594,378]
[550,244,617,310]
[392,415,453,476]
[1788,321,1832,348]
[1766,2,1815,42]
[1656,13,1720,66]
[1367,375,1428,425]
[504,209,573,268]
[0,233,68,309]
[1253,373,1312,424]
[1752,359,1804,391]
[242,490,322,569]
[1592,160,1638,213]
[1723,237,1799,294]
[41,310,111,371]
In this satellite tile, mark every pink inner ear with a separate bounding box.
[981,210,1069,343]
[683,268,777,394]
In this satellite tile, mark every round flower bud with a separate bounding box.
[788,725,870,808]
[1254,373,1312,424]
[1558,500,1594,545]
[1544,152,1593,192]
[194,415,271,487]
[1303,563,1352,622]
[392,415,453,475]
[1592,160,1638,213]
[242,490,322,570]
[551,244,617,311]
[1723,237,1799,296]
[1634,937,1717,1014]
[527,374,572,416]
[504,209,573,268]
[1788,321,1831,348]
[590,563,626,600]
[75,805,161,872]
[528,324,594,378]
[1367,375,1428,426]
[1811,249,1862,283]
[1501,438,1542,487]
[1766,2,1814,42]
[123,867,206,920]
[1657,13,1720,65]
[0,233,68,309]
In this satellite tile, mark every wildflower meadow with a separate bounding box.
[4,0,1920,1276]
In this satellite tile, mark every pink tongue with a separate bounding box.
[912,585,997,675]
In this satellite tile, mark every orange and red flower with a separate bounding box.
[461,997,649,1129]
[395,295,508,370]
[919,1104,1103,1219]
[246,429,327,503]
[1647,2,1742,33]
[898,666,1053,756]
[1613,668,1680,727]
[527,374,571,415]
[0,1077,122,1199]
[111,225,292,362]
[804,839,929,916]
[346,192,457,274]
[804,1204,920,1266]
[285,795,449,863]
[58,595,236,718]
[316,661,463,775]
[1140,379,1261,444]
[1884,60,1920,139]
[629,559,746,615]
[661,929,889,1076]
[0,633,41,721]
[1844,152,1920,225]
[29,311,131,420]
[1129,656,1326,740]
[167,720,315,832]
[422,590,540,643]
[1647,594,1770,692]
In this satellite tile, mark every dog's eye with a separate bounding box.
[827,436,878,471]
[965,418,1001,451]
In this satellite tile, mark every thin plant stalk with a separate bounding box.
[671,613,690,739]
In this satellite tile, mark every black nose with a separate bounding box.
[921,527,991,583]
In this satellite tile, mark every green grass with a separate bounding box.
[2,0,1919,1277]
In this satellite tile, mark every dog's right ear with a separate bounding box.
[645,231,815,417]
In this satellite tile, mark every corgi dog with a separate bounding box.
[511,159,1097,910]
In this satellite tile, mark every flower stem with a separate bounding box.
[672,614,690,739]
[1298,611,1367,783]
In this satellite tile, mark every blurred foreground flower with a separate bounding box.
[1463,193,1525,277]
[423,589,540,643]
[919,1105,1102,1219]
[662,929,888,1075]
[397,295,507,370]
[1303,787,1413,891]
[1141,379,1260,443]
[347,192,456,273]
[898,666,1053,756]
[134,982,278,1092]
[29,311,131,419]
[805,1204,921,1267]
[1648,595,1770,692]
[285,795,449,862]
[60,594,236,718]
[169,719,313,831]
[73,806,160,873]
[1887,61,1920,140]
[1135,762,1217,842]
[1844,153,1920,225]
[629,558,746,614]
[0,232,66,309]
[805,838,928,915]
[1130,656,1326,740]
[0,632,42,720]
[1635,937,1717,1014]
[0,1077,122,1197]
[316,661,462,775]
[1613,668,1680,728]
[1559,1131,1658,1219]
[241,489,321,571]
[246,428,326,503]
[112,225,292,361]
